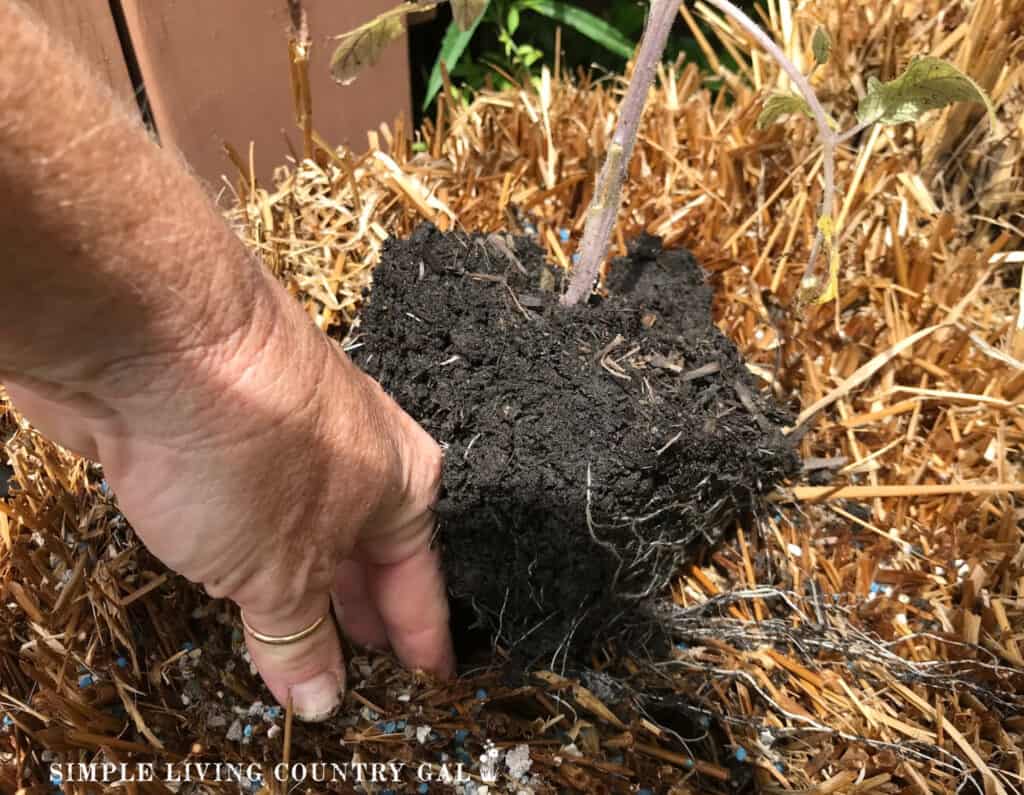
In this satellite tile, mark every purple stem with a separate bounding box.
[560,0,679,307]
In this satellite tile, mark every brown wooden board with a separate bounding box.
[119,0,412,188]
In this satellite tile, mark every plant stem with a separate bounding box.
[564,0,840,304]
[560,0,679,307]
[836,119,872,145]
[287,0,314,161]
[702,0,837,282]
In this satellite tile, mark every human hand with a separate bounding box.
[4,277,455,721]
[1,0,454,723]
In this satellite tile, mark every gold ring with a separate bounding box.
[240,611,328,646]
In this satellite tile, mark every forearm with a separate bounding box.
[0,4,454,707]
[0,2,346,457]
[0,3,272,392]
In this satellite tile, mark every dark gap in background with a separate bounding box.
[107,0,159,136]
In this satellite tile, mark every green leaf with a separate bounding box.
[423,8,489,110]
[518,44,543,68]
[499,26,515,57]
[330,14,406,86]
[507,5,520,35]
[812,26,831,66]
[522,0,634,59]
[452,0,489,32]
[757,93,814,129]
[856,55,996,127]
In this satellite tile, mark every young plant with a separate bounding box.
[331,1,994,309]
[565,0,995,308]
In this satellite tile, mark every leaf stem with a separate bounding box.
[836,119,873,145]
[701,0,837,283]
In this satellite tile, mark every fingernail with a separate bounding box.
[290,670,345,722]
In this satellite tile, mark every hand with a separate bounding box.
[1,0,455,723]
[4,278,455,721]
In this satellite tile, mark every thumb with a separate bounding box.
[239,592,345,722]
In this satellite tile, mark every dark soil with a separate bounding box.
[352,224,798,667]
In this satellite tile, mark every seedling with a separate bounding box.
[331,1,994,309]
